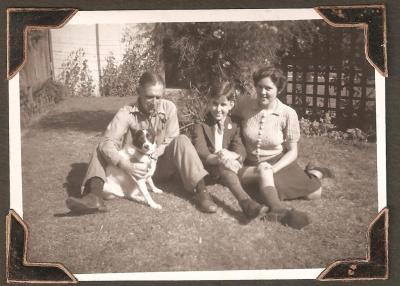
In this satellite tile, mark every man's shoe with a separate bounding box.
[239,199,269,219]
[193,191,217,213]
[66,193,107,213]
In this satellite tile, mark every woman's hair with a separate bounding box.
[252,66,287,93]
[138,71,165,88]
[209,81,236,101]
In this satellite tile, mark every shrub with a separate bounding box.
[20,79,67,127]
[100,24,163,97]
[299,112,369,144]
[101,55,122,97]
[58,48,95,97]
[163,88,208,137]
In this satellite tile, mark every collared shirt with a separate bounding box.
[213,123,224,153]
[234,96,300,163]
[99,98,179,166]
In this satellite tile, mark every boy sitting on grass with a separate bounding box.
[192,81,269,219]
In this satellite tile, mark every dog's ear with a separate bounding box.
[129,128,140,142]
[146,128,156,143]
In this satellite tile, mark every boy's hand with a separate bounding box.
[218,149,239,161]
[218,157,242,174]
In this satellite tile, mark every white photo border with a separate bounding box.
[8,8,386,281]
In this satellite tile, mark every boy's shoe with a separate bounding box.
[239,199,269,219]
[66,193,107,213]
[193,190,217,213]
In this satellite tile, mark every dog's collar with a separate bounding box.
[134,149,157,160]
[148,154,158,161]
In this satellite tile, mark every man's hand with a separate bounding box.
[118,159,148,179]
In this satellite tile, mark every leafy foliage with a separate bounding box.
[20,79,67,127]
[58,48,95,97]
[158,21,321,93]
[101,24,162,97]
[299,113,371,145]
[100,21,375,136]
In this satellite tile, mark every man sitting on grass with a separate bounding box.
[66,71,218,214]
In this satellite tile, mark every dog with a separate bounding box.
[102,128,163,209]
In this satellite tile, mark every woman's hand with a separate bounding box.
[118,159,148,179]
[257,161,273,173]
[270,142,298,173]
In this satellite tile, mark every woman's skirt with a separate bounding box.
[242,154,321,200]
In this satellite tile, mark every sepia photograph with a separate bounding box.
[9,9,385,280]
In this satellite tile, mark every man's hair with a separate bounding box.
[252,66,287,93]
[209,80,235,101]
[138,72,165,88]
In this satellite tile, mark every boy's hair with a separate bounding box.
[209,81,235,101]
[252,66,287,93]
[139,71,165,88]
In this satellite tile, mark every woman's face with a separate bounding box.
[208,95,234,123]
[255,76,278,108]
[137,83,164,114]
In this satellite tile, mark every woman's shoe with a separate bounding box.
[262,208,311,230]
[239,199,269,219]
[305,163,335,179]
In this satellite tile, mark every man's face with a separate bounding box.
[137,83,165,114]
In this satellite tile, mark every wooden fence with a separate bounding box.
[280,27,376,130]
[20,30,53,95]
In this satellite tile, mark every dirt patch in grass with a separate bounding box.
[21,96,378,274]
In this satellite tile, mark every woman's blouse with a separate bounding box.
[234,96,300,163]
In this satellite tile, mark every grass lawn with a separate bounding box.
[21,96,378,274]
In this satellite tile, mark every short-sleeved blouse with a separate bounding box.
[235,97,300,164]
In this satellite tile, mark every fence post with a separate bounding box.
[48,30,55,81]
[334,29,343,119]
[281,60,287,104]
[301,63,307,117]
[96,24,102,96]
[359,70,367,129]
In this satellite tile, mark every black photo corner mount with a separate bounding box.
[6,210,78,283]
[315,4,388,77]
[317,208,389,281]
[7,8,78,80]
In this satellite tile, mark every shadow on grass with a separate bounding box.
[37,110,115,133]
[63,162,88,198]
[156,177,194,202]
[55,162,92,217]
[54,210,104,217]
[211,195,250,225]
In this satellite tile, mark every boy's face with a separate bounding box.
[137,83,164,114]
[208,96,234,123]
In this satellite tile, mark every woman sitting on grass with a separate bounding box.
[192,81,269,219]
[234,66,333,229]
